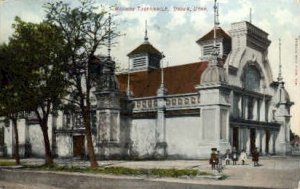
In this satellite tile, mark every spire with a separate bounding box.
[199,0,228,85]
[161,52,164,86]
[213,0,219,48]
[144,20,148,42]
[108,13,111,58]
[211,0,220,65]
[249,8,252,23]
[278,38,283,82]
[160,52,166,87]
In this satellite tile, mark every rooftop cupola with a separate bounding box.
[127,21,163,72]
[196,27,231,61]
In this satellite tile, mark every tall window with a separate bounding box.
[247,98,254,120]
[243,65,261,92]
[233,93,241,118]
[265,100,270,122]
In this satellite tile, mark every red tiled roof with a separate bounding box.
[127,42,162,57]
[117,62,208,97]
[196,27,231,44]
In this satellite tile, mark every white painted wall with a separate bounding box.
[56,134,73,157]
[4,121,12,156]
[166,116,201,159]
[28,124,52,157]
[130,119,156,158]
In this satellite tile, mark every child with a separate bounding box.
[232,147,238,165]
[224,149,231,165]
[209,148,218,170]
[239,150,247,165]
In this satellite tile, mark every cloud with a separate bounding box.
[166,11,187,29]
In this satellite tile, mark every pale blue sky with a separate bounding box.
[0,0,300,134]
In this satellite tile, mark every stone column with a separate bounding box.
[253,99,258,121]
[255,129,261,152]
[261,130,266,155]
[238,95,242,118]
[155,84,167,159]
[239,128,243,152]
[244,97,248,119]
[246,128,251,154]
[156,110,166,143]
[260,99,265,122]
[269,131,274,154]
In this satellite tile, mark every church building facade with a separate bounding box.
[0,5,293,159]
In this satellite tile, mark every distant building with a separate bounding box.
[0,4,294,159]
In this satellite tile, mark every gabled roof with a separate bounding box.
[117,62,208,98]
[127,41,162,57]
[196,27,231,44]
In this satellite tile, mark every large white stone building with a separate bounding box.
[0,9,294,159]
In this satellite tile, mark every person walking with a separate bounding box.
[252,147,259,166]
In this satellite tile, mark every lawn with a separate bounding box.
[23,164,216,178]
[0,159,16,166]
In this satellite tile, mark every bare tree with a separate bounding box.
[45,0,119,167]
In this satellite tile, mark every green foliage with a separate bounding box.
[0,17,69,118]
[24,164,206,178]
[8,17,68,113]
[0,159,16,166]
[0,17,69,165]
[0,43,28,117]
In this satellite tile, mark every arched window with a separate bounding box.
[243,64,261,92]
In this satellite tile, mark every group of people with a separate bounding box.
[209,147,260,170]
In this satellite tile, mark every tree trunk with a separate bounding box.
[40,120,53,165]
[12,117,20,165]
[82,108,98,167]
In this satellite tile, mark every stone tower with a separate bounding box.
[196,0,231,156]
[274,39,294,155]
[94,56,122,159]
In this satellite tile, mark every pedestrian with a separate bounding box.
[252,147,259,166]
[209,148,218,170]
[239,150,247,165]
[224,149,231,165]
[216,150,223,173]
[232,147,238,165]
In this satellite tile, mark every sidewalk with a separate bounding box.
[4,156,300,189]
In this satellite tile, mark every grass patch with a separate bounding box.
[23,164,212,178]
[0,159,16,166]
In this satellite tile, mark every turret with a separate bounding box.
[127,21,163,72]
